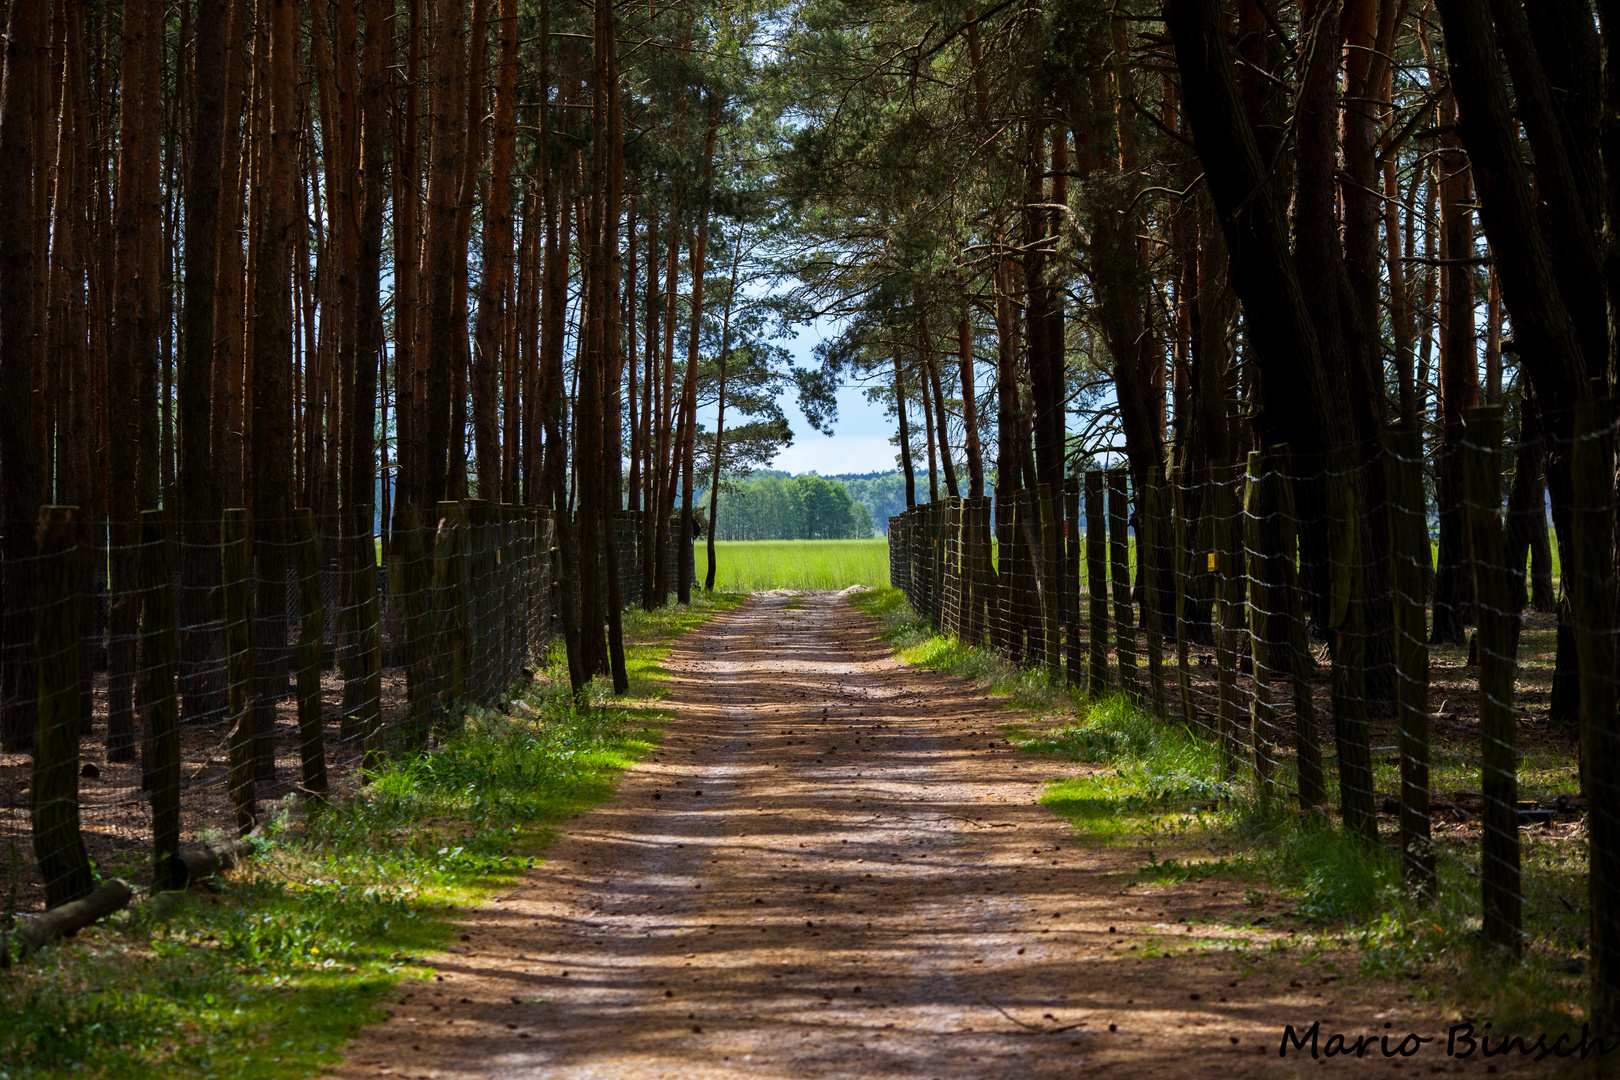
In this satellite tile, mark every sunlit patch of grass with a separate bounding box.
[696,539,890,591]
[0,595,739,1080]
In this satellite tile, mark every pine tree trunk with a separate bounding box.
[249,0,299,778]
[1431,98,1476,646]
[676,102,718,607]
[957,309,984,498]
[421,0,466,509]
[177,0,230,727]
[0,0,45,752]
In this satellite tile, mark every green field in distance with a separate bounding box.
[693,538,891,592]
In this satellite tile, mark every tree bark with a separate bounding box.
[957,309,984,497]
[421,0,467,509]
[105,0,163,764]
[677,99,719,607]
[919,303,958,498]
[895,352,916,509]
[249,0,299,779]
[1431,95,1476,646]
[0,0,45,752]
[474,0,517,501]
[177,0,230,727]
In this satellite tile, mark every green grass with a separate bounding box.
[848,585,1591,1035]
[695,539,890,591]
[0,594,745,1080]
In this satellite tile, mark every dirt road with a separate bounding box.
[330,592,1532,1079]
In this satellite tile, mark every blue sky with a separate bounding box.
[693,317,900,476]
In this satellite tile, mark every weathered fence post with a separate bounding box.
[1462,404,1520,952]
[354,511,384,768]
[1064,480,1083,684]
[1002,494,1023,661]
[992,495,1014,654]
[1085,471,1109,694]
[1038,484,1060,679]
[34,506,95,907]
[1107,469,1137,702]
[1210,462,1242,774]
[1383,424,1433,893]
[464,501,490,703]
[943,498,962,637]
[434,501,468,729]
[140,510,183,889]
[974,496,994,646]
[1141,470,1166,714]
[1172,477,1195,728]
[291,509,328,794]
[222,508,256,834]
[1243,454,1278,802]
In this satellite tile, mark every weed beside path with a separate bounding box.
[0,595,744,1080]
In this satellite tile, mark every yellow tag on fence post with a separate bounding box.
[1207,552,1218,572]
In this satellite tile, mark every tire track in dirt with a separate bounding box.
[330,591,1520,1079]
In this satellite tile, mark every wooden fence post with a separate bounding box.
[434,501,468,728]
[1003,494,1024,662]
[541,506,556,667]
[990,497,1011,654]
[291,509,328,794]
[1107,469,1137,702]
[1020,491,1044,664]
[140,510,183,889]
[1038,484,1060,679]
[1270,448,1326,811]
[949,504,963,636]
[972,495,984,647]
[354,511,383,768]
[1243,454,1278,802]
[1172,477,1195,728]
[33,506,95,907]
[1463,404,1520,952]
[463,501,489,703]
[1064,480,1083,684]
[1085,471,1109,694]
[221,508,256,834]
[1141,470,1166,714]
[1383,424,1433,894]
[1211,462,1242,775]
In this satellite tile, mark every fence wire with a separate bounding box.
[890,404,1615,1011]
[1,502,679,933]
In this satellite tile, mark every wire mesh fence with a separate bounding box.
[1,501,685,946]
[889,404,1617,1015]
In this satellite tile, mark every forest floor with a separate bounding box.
[326,591,1575,1080]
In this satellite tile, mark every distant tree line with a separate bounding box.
[708,475,874,541]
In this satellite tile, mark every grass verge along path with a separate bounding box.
[850,587,1591,1049]
[0,595,743,1080]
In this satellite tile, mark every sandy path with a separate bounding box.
[329,592,1541,1079]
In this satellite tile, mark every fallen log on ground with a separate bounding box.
[6,878,135,962]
